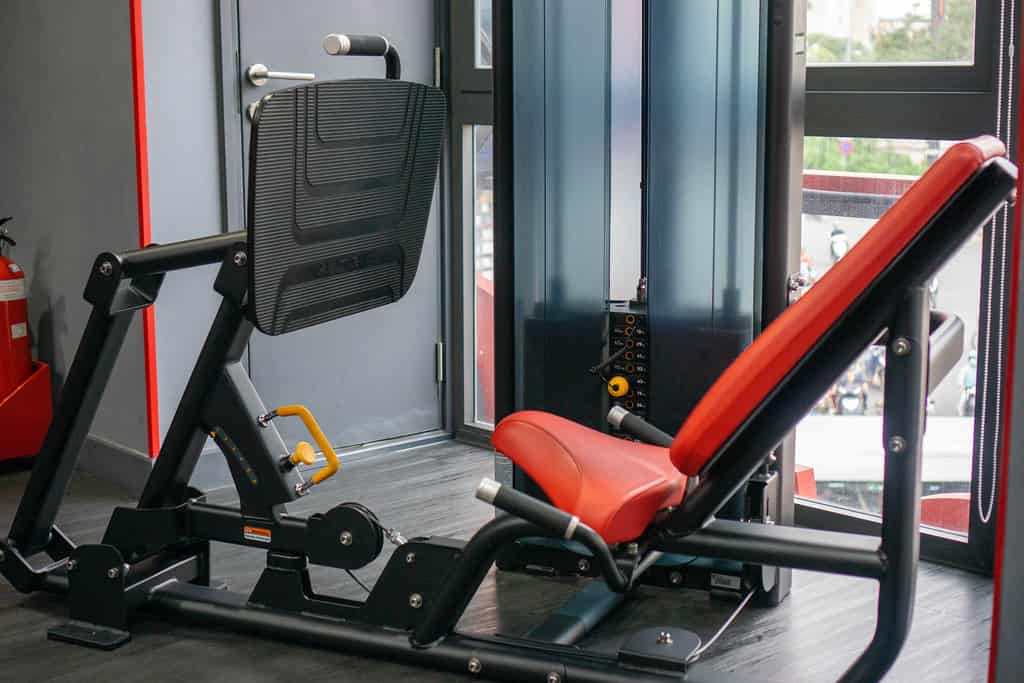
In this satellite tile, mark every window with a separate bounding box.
[798,137,984,539]
[471,125,495,425]
[798,1,1015,571]
[450,0,495,441]
[807,0,976,66]
[475,0,492,68]
[805,0,994,140]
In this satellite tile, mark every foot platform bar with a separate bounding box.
[660,519,885,580]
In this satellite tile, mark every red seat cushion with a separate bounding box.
[671,136,1006,475]
[492,411,685,544]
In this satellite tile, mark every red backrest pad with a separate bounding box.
[670,136,1006,476]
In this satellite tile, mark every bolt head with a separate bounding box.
[625,542,640,556]
[99,261,113,276]
[547,673,561,683]
[888,435,907,454]
[233,250,247,267]
[669,571,683,586]
[409,592,423,609]
[467,657,482,674]
[66,559,77,571]
[576,558,591,573]
[340,531,354,546]
[891,337,912,356]
[656,630,674,645]
[405,552,416,564]
[107,567,120,579]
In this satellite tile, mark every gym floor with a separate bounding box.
[0,441,992,682]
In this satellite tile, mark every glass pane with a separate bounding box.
[798,137,978,537]
[475,0,492,68]
[609,0,643,301]
[473,125,495,425]
[806,0,976,65]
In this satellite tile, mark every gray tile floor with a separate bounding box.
[0,441,993,682]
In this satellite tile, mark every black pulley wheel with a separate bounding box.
[306,502,385,570]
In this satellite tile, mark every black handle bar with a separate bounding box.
[322,33,401,80]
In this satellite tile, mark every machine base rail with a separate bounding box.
[145,580,760,683]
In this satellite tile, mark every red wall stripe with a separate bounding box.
[129,0,161,458]
[988,7,1024,679]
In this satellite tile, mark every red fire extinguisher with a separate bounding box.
[0,217,31,399]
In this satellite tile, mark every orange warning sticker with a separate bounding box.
[243,525,272,543]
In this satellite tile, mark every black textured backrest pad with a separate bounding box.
[247,79,447,336]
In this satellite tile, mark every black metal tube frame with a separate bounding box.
[4,231,244,557]
[1,161,1014,683]
[0,287,990,683]
[118,230,245,277]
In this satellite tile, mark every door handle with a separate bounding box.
[246,63,315,87]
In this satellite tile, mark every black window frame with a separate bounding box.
[806,1,1002,139]
[447,0,495,447]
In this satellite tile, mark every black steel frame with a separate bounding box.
[0,159,1013,683]
[1,24,1016,674]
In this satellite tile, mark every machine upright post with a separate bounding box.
[8,306,136,555]
[840,286,929,683]
[138,250,251,509]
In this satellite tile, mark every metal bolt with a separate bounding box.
[467,657,482,674]
[656,631,674,646]
[98,261,113,276]
[625,542,640,556]
[547,673,562,683]
[577,558,591,573]
[888,435,907,454]
[405,552,416,565]
[891,337,912,356]
[107,567,120,579]
[66,559,77,572]
[340,531,353,546]
[669,571,683,586]
[409,593,423,609]
[233,250,247,267]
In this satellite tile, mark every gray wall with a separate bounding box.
[141,0,228,441]
[0,1,150,459]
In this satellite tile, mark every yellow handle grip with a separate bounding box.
[276,405,339,486]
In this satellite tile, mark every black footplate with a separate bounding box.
[618,626,701,673]
[48,620,131,650]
